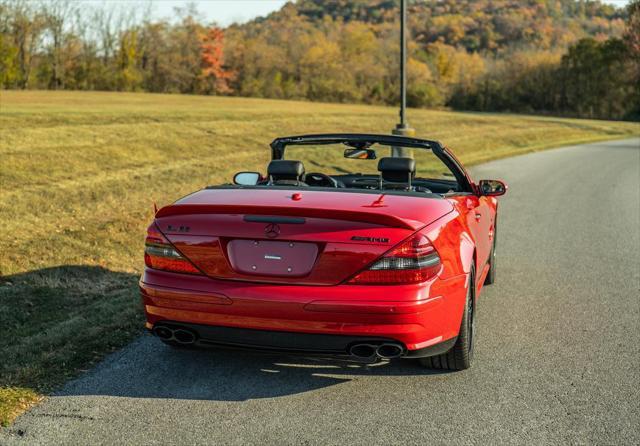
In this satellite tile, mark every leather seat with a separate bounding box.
[267,160,308,186]
[377,157,415,188]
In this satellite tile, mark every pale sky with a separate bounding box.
[85,0,289,26]
[161,0,288,25]
[86,0,631,26]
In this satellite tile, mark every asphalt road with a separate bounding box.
[2,138,639,445]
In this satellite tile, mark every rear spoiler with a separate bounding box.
[155,204,422,230]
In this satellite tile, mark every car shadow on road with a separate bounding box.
[2,264,451,403]
[59,334,452,402]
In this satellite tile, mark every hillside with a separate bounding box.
[226,0,638,119]
[253,0,627,52]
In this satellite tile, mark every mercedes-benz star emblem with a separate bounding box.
[264,223,280,238]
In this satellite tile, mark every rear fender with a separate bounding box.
[422,209,475,279]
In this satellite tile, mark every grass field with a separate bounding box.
[1,90,638,425]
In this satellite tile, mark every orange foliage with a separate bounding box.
[199,27,233,94]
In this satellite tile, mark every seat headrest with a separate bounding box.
[267,160,305,181]
[377,157,415,183]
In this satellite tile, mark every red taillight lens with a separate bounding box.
[144,225,201,275]
[348,233,441,285]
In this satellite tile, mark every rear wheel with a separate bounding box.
[418,266,475,371]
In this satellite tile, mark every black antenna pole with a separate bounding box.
[399,0,407,128]
[392,0,414,157]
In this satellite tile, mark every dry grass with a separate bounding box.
[1,90,638,426]
[0,387,42,427]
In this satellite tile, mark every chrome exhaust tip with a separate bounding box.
[153,325,197,345]
[173,328,196,344]
[153,326,174,341]
[349,343,377,359]
[376,343,404,359]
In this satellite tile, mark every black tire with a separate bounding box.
[418,266,475,371]
[484,220,497,285]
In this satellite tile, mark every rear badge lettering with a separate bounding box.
[166,224,190,233]
[264,255,282,260]
[351,236,390,243]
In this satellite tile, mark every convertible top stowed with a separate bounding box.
[269,133,473,192]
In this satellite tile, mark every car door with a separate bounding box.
[440,148,493,274]
[461,194,492,272]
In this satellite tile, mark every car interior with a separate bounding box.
[255,157,460,196]
[230,141,466,196]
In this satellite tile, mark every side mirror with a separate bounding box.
[344,148,377,160]
[478,179,507,197]
[233,172,261,186]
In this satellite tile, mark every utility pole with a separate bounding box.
[391,0,414,157]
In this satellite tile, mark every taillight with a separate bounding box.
[144,224,201,275]
[348,233,441,285]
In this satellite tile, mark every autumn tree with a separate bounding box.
[116,28,142,91]
[0,0,46,88]
[623,0,640,119]
[41,0,78,89]
[199,27,232,94]
[560,38,637,119]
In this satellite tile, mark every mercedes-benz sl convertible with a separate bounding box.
[140,134,507,370]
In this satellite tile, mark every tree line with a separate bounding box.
[1,0,638,120]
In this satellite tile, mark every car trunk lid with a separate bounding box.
[155,188,453,285]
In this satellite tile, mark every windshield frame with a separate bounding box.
[270,133,473,193]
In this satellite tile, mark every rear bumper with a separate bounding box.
[149,321,457,358]
[140,267,468,354]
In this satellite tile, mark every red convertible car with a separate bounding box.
[141,134,506,370]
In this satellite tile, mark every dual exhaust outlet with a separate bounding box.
[153,325,404,360]
[349,342,404,360]
[153,325,197,345]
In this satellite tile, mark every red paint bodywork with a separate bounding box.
[140,141,504,355]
